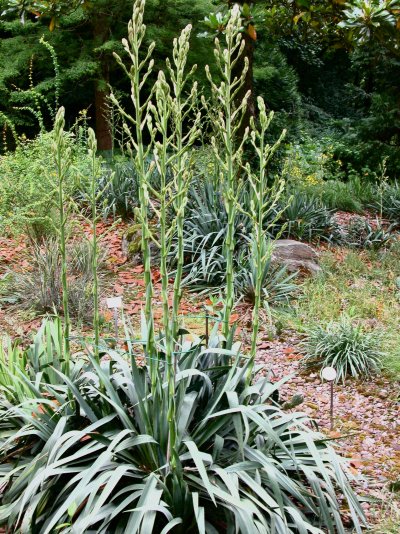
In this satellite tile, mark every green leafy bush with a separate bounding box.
[302,316,383,382]
[283,137,340,186]
[0,319,366,533]
[0,131,90,239]
[313,179,364,214]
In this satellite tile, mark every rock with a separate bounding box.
[122,222,160,266]
[271,239,321,275]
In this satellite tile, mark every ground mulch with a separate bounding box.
[256,334,400,522]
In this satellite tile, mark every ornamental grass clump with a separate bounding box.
[302,316,383,382]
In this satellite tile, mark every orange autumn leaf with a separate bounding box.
[247,24,257,41]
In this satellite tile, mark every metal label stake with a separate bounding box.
[321,367,337,430]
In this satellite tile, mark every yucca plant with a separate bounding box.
[1,237,106,323]
[0,328,366,533]
[205,4,250,338]
[52,107,73,367]
[177,179,250,291]
[96,159,139,219]
[302,315,383,382]
[235,238,298,305]
[0,338,29,405]
[344,215,395,250]
[370,178,400,222]
[279,191,337,243]
[0,317,84,410]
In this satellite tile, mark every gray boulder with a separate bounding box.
[271,239,321,275]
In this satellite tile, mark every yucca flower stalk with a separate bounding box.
[147,29,200,469]
[245,97,286,380]
[148,71,179,467]
[111,0,157,376]
[52,107,72,371]
[167,25,200,341]
[87,127,101,363]
[205,5,250,339]
[113,2,200,469]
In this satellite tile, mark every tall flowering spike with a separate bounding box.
[112,0,157,372]
[245,96,286,384]
[52,106,71,371]
[87,125,96,154]
[87,126,101,364]
[205,6,248,342]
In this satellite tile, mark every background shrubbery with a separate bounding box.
[0,132,90,239]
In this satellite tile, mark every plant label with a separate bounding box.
[322,367,337,382]
[106,296,123,309]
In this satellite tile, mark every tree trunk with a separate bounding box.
[93,14,113,152]
[94,60,112,152]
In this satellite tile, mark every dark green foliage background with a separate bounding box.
[0,0,399,177]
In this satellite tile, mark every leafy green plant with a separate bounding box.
[370,180,400,222]
[0,320,366,533]
[344,216,394,249]
[0,129,90,240]
[314,179,364,214]
[235,238,298,305]
[302,315,383,382]
[278,191,337,242]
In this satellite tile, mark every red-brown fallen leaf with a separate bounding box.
[282,347,297,354]
[350,457,364,469]
[287,353,302,360]
[118,272,136,284]
[327,430,342,439]
[102,310,113,322]
[124,302,141,315]
[113,284,124,295]
[152,269,161,283]
[132,266,144,273]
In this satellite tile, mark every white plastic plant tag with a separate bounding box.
[106,296,123,309]
[322,367,337,382]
